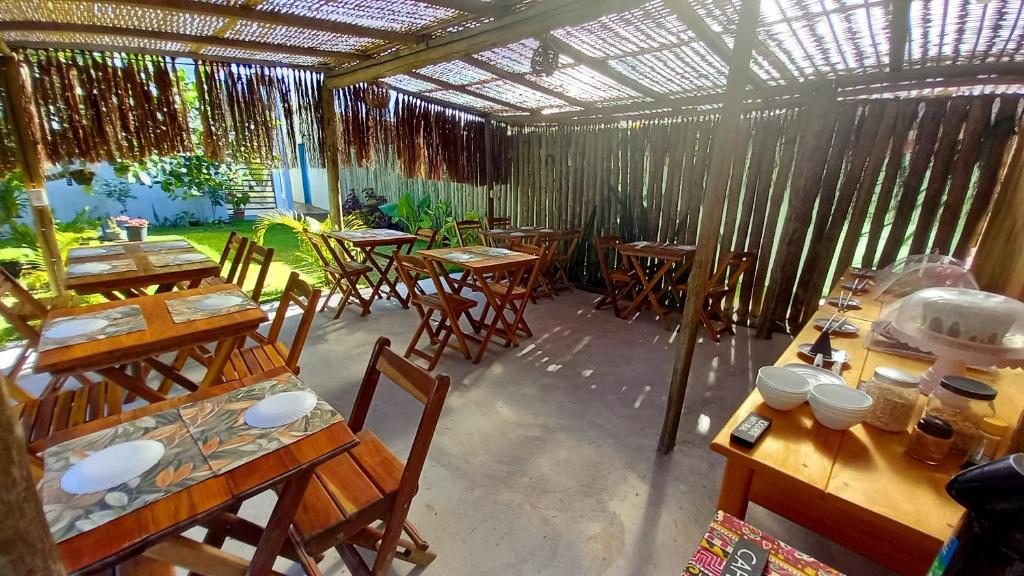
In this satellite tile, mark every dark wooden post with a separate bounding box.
[485,119,495,221]
[321,85,342,229]
[658,0,762,453]
[2,53,64,296]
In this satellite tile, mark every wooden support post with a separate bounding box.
[0,377,64,575]
[658,0,762,453]
[2,54,63,296]
[321,85,342,230]
[485,120,495,221]
[890,0,910,72]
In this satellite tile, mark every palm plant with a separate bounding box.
[253,209,365,285]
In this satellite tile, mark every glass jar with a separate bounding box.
[923,376,997,454]
[962,416,1009,470]
[862,366,921,432]
[907,415,955,464]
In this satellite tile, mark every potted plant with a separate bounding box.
[124,217,149,242]
[103,216,128,241]
[229,190,251,220]
[0,171,27,277]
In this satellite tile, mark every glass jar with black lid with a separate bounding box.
[923,376,997,454]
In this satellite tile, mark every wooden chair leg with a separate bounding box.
[158,348,191,395]
[404,311,432,361]
[336,543,372,576]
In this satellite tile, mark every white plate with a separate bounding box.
[171,253,207,264]
[783,363,846,388]
[244,391,318,428]
[70,247,110,257]
[797,343,850,366]
[194,293,246,311]
[44,317,110,339]
[61,440,165,494]
[68,262,112,274]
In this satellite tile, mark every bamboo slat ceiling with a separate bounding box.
[1,0,1023,122]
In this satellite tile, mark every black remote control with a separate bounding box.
[730,412,772,448]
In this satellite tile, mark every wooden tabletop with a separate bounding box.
[35,284,267,376]
[51,366,359,573]
[709,272,1024,572]
[419,247,538,274]
[482,227,560,237]
[64,241,221,295]
[616,241,696,260]
[327,229,417,247]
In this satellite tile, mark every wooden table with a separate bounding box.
[64,240,221,299]
[482,227,559,246]
[615,242,696,330]
[709,272,1024,574]
[35,284,267,403]
[48,366,359,575]
[328,229,418,309]
[419,247,538,363]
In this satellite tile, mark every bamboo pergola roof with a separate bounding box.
[1,0,1023,123]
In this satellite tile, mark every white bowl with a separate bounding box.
[755,366,811,411]
[808,384,873,430]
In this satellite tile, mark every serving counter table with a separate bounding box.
[710,272,1024,574]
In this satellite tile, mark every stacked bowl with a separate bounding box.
[756,366,812,411]
[808,384,873,430]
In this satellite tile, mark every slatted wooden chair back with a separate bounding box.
[487,216,511,229]
[550,230,581,290]
[235,243,275,302]
[394,252,435,298]
[303,230,333,271]
[511,242,549,297]
[266,272,321,372]
[712,251,757,291]
[454,220,483,247]
[414,227,439,250]
[0,268,45,345]
[218,232,250,284]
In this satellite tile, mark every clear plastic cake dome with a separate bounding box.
[887,287,1024,365]
[873,254,978,302]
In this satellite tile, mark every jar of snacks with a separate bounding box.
[907,415,955,464]
[862,366,921,432]
[923,376,997,454]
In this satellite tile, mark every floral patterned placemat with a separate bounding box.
[40,408,214,543]
[65,259,137,278]
[467,247,516,258]
[164,288,258,323]
[67,245,126,258]
[148,251,214,268]
[443,251,487,263]
[140,240,193,252]
[39,305,146,352]
[178,372,343,474]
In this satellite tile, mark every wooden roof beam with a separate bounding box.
[389,85,493,119]
[407,71,533,113]
[73,0,416,42]
[460,55,592,109]
[324,0,639,88]
[544,36,663,101]
[662,0,766,88]
[890,0,911,71]
[0,22,365,61]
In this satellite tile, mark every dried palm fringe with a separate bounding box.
[0,58,19,173]
[333,84,510,186]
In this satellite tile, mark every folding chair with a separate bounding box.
[235,242,275,302]
[394,253,477,370]
[187,231,249,290]
[219,272,321,381]
[480,242,547,342]
[529,235,557,302]
[288,337,449,575]
[454,220,483,247]
[593,235,638,317]
[677,251,757,342]
[486,216,510,229]
[305,231,373,318]
[548,229,580,294]
[414,227,439,250]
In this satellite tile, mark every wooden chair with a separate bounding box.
[394,253,477,370]
[413,227,439,250]
[289,337,449,575]
[219,272,321,381]
[14,378,124,456]
[454,219,483,247]
[677,251,757,342]
[530,235,558,302]
[594,235,638,317]
[482,242,547,342]
[305,231,373,318]
[235,242,275,302]
[486,216,510,229]
[548,229,580,294]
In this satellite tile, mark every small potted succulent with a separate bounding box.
[229,190,251,220]
[104,215,129,241]
[124,217,149,242]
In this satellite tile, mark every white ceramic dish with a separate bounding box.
[782,363,846,388]
[61,440,165,494]
[808,384,873,430]
[44,317,110,339]
[813,318,859,335]
[68,262,112,275]
[244,391,318,428]
[194,293,245,311]
[755,366,811,410]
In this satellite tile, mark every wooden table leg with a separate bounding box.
[717,459,754,519]
[97,367,167,403]
[362,247,409,308]
[201,335,241,390]
[247,468,316,575]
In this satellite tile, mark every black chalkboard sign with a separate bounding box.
[722,538,769,576]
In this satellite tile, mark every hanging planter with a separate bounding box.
[67,167,96,187]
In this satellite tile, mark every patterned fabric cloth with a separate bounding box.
[67,245,126,258]
[140,240,192,252]
[684,511,844,576]
[148,251,214,268]
[65,259,137,277]
[38,305,146,352]
[164,288,258,323]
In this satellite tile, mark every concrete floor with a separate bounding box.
[11,287,896,575]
